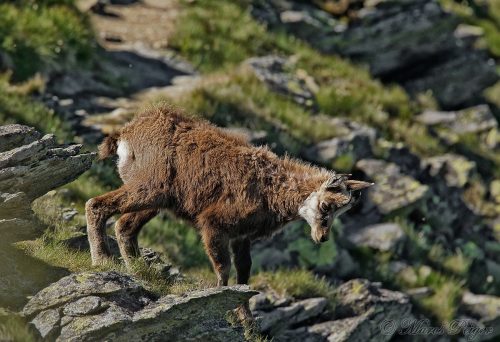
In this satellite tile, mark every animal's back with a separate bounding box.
[114,107,265,216]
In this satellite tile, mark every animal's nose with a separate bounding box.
[320,235,329,242]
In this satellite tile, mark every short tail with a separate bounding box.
[98,133,119,160]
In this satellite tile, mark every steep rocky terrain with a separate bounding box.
[0,0,499,341]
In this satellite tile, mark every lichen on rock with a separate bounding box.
[22,271,258,341]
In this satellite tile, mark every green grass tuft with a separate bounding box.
[252,269,336,302]
[0,1,94,81]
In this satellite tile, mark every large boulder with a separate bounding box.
[0,124,94,309]
[22,271,257,341]
[0,124,94,227]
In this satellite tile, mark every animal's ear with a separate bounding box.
[345,180,374,190]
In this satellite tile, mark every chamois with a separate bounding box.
[86,106,372,286]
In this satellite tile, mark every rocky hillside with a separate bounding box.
[0,0,499,341]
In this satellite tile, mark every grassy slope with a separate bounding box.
[0,0,92,140]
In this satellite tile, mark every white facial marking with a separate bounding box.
[117,140,129,170]
[299,191,320,241]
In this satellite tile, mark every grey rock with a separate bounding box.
[403,51,498,109]
[460,291,500,341]
[255,302,302,333]
[406,287,434,299]
[0,124,41,153]
[254,297,328,334]
[22,272,150,318]
[61,208,79,221]
[302,118,376,166]
[347,223,406,252]
[63,296,105,316]
[0,125,94,308]
[421,154,476,188]
[416,105,497,135]
[246,55,316,107]
[250,292,275,312]
[269,279,413,341]
[31,308,60,340]
[249,292,292,311]
[356,159,429,214]
[293,297,329,324]
[335,279,411,318]
[23,271,257,341]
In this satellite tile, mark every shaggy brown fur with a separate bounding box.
[86,106,371,286]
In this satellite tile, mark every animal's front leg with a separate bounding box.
[201,229,231,286]
[231,238,252,284]
[231,238,254,322]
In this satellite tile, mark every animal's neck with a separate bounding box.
[264,162,330,221]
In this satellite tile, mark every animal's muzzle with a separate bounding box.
[319,235,329,243]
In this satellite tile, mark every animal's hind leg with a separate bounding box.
[86,184,163,266]
[115,209,158,268]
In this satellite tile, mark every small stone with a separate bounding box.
[62,208,78,221]
[406,287,434,299]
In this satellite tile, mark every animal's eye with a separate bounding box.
[321,216,329,226]
[320,202,330,213]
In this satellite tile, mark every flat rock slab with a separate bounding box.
[356,159,429,214]
[23,271,257,341]
[416,105,498,147]
[302,118,376,166]
[346,223,406,252]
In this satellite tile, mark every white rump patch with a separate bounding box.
[117,140,130,170]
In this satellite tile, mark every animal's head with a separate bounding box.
[299,174,373,243]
